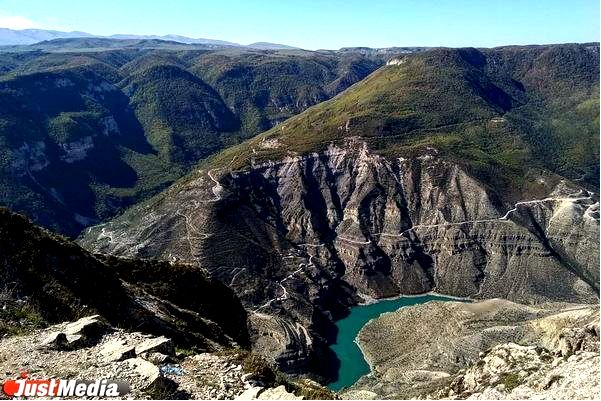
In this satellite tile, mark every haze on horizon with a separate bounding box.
[0,0,599,50]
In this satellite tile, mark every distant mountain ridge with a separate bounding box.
[0,27,297,49]
[0,28,93,45]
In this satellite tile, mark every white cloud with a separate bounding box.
[0,13,38,30]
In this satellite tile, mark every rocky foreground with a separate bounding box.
[343,299,599,399]
[0,315,332,400]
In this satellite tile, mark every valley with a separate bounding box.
[76,43,599,390]
[0,36,599,400]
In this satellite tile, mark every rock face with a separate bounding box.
[41,315,108,350]
[79,141,599,376]
[343,299,599,399]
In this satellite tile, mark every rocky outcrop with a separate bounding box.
[236,385,304,400]
[439,344,599,400]
[79,141,599,376]
[435,318,600,400]
[41,315,108,350]
[342,299,599,399]
[0,316,319,400]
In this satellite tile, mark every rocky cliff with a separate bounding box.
[79,140,600,377]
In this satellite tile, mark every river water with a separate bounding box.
[327,294,462,391]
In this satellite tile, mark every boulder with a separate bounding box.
[135,336,174,356]
[235,386,265,400]
[125,357,161,390]
[40,331,68,349]
[64,315,108,341]
[557,322,600,357]
[341,390,379,400]
[65,334,85,348]
[258,385,303,400]
[144,352,170,365]
[40,331,88,350]
[100,339,136,362]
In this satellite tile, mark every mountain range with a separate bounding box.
[0,27,295,49]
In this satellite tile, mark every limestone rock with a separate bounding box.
[80,140,600,373]
[342,389,379,399]
[232,385,303,400]
[40,331,85,350]
[442,343,600,400]
[144,352,170,365]
[556,322,600,356]
[1,317,272,399]
[124,357,162,390]
[236,386,265,400]
[258,385,303,400]
[135,335,174,356]
[65,333,85,348]
[345,299,599,399]
[40,331,67,349]
[100,339,136,362]
[64,315,108,340]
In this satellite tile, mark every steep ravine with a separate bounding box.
[79,140,600,379]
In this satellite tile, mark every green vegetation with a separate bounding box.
[0,43,597,235]
[202,44,599,201]
[0,287,45,335]
[499,372,524,391]
[0,47,382,236]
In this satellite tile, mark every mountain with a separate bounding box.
[0,207,248,346]
[0,45,388,236]
[0,28,92,45]
[0,37,232,52]
[248,42,299,50]
[79,43,600,379]
[0,28,239,47]
[0,28,299,49]
[109,33,239,46]
[0,206,339,399]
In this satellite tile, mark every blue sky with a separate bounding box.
[0,0,599,49]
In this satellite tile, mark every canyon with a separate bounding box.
[80,140,600,381]
[1,40,599,399]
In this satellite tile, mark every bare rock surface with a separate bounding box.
[40,315,108,350]
[0,316,314,400]
[438,343,599,400]
[343,299,599,399]
[236,385,304,400]
[135,336,174,356]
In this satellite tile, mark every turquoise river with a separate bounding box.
[328,294,461,391]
